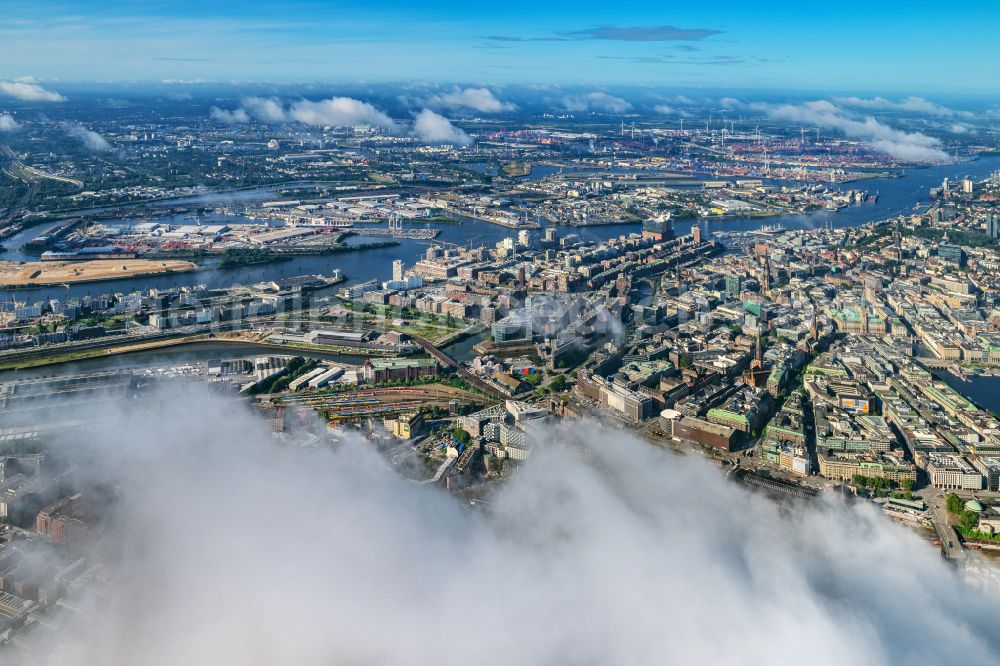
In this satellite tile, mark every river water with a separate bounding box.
[3,155,999,305]
[937,373,1000,416]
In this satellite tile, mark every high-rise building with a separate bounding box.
[938,243,966,267]
[725,274,741,299]
[392,259,404,282]
[691,225,702,244]
[544,226,557,243]
[988,215,1000,239]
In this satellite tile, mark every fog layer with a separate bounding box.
[29,388,1000,665]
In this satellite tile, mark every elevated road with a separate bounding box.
[410,335,503,399]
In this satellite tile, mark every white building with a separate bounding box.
[927,454,984,490]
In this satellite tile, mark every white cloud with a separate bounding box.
[412,109,472,145]
[429,87,517,113]
[654,104,690,118]
[241,96,289,123]
[29,387,1000,665]
[718,97,744,109]
[209,96,398,129]
[288,97,397,129]
[757,100,950,163]
[0,80,66,102]
[833,96,967,117]
[211,97,287,123]
[561,91,632,114]
[62,123,111,151]
[0,114,19,132]
[210,106,249,123]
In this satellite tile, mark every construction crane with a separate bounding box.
[414,239,471,251]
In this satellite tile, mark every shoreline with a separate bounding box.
[0,260,197,289]
[0,334,381,373]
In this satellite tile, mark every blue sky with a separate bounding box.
[3,1,999,93]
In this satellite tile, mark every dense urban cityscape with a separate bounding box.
[2,2,1000,664]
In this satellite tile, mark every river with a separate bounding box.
[3,155,999,305]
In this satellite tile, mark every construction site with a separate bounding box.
[0,258,196,287]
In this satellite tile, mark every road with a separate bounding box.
[410,334,503,398]
[928,495,965,562]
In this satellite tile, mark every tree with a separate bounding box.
[960,510,980,533]
[549,374,567,392]
[946,493,963,515]
[900,478,915,492]
[452,428,472,446]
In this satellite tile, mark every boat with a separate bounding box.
[752,224,786,236]
[948,366,970,382]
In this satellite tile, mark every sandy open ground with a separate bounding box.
[0,259,196,286]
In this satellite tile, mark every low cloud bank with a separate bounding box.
[210,95,397,130]
[61,123,111,152]
[210,96,472,145]
[756,100,951,162]
[412,109,472,145]
[561,91,633,114]
[0,80,66,102]
[833,96,969,118]
[19,386,1000,665]
[428,87,516,113]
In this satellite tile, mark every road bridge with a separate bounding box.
[410,335,503,399]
